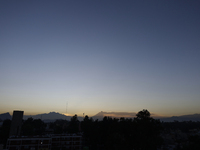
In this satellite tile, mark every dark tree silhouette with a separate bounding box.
[68,114,80,133]
[0,119,11,148]
[49,119,69,134]
[21,118,46,136]
[136,109,151,119]
[133,109,163,150]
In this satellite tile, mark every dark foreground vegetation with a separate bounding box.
[1,109,200,150]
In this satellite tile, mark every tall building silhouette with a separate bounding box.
[9,110,24,136]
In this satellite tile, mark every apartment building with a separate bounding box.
[6,134,82,150]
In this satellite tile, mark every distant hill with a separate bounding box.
[24,112,67,120]
[23,112,83,122]
[159,114,200,122]
[0,112,11,121]
[92,111,137,120]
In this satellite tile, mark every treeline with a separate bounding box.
[162,121,200,132]
[80,110,163,150]
[1,109,200,150]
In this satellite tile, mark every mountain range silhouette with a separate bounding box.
[1,111,200,122]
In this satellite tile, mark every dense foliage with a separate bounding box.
[0,119,11,148]
[81,109,163,150]
[21,117,46,136]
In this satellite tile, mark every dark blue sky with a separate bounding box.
[0,1,200,116]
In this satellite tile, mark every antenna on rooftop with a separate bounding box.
[66,102,68,120]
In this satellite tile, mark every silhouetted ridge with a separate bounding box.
[160,113,200,122]
[23,112,68,120]
[92,111,137,120]
[0,112,11,120]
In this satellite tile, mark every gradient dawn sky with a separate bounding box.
[0,1,200,117]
